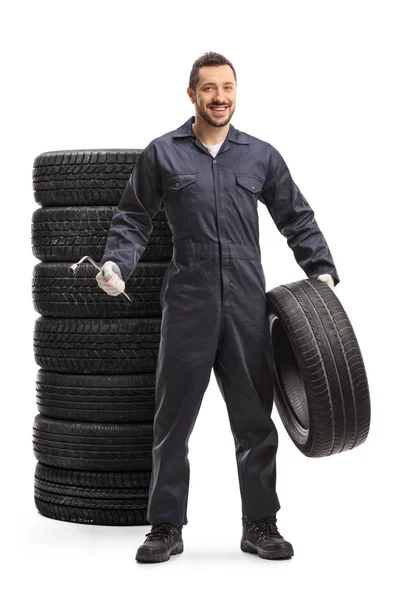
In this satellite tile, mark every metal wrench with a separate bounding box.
[68,255,133,302]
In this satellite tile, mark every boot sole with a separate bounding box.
[135,541,184,563]
[240,539,294,560]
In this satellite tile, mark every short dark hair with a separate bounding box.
[189,51,237,92]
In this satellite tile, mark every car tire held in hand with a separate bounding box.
[266,277,371,457]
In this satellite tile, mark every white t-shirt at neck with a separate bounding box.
[204,139,225,158]
[192,124,226,157]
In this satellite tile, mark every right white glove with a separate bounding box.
[96,261,125,296]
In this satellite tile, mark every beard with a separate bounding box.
[195,100,235,128]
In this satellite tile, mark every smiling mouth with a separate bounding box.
[209,105,229,115]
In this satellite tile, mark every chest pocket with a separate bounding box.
[162,172,198,225]
[235,173,263,222]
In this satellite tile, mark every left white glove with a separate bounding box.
[317,273,335,290]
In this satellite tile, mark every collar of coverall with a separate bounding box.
[172,115,249,145]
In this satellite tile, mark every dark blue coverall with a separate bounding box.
[100,115,340,525]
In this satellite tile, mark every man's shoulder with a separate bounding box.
[141,125,180,157]
[238,126,279,154]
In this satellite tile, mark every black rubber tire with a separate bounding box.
[34,462,151,526]
[32,415,153,471]
[267,277,370,457]
[32,149,141,207]
[33,316,161,374]
[35,369,156,423]
[32,261,169,318]
[31,206,172,262]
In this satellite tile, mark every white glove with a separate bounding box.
[96,261,125,296]
[317,273,335,290]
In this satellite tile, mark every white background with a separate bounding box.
[2,0,399,598]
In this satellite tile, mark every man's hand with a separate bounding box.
[316,273,335,290]
[96,261,126,296]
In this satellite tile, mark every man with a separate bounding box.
[97,51,339,563]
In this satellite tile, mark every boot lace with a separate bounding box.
[250,516,283,539]
[144,522,177,543]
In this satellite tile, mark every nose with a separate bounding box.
[212,90,227,104]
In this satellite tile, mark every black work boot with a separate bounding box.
[241,515,294,560]
[135,522,184,563]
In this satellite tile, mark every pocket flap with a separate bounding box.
[236,173,263,193]
[163,172,197,191]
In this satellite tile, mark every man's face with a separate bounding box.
[188,65,236,128]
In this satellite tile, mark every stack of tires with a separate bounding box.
[31,149,172,526]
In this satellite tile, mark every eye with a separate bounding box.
[203,85,233,91]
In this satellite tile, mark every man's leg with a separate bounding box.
[146,294,221,526]
[213,268,280,520]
